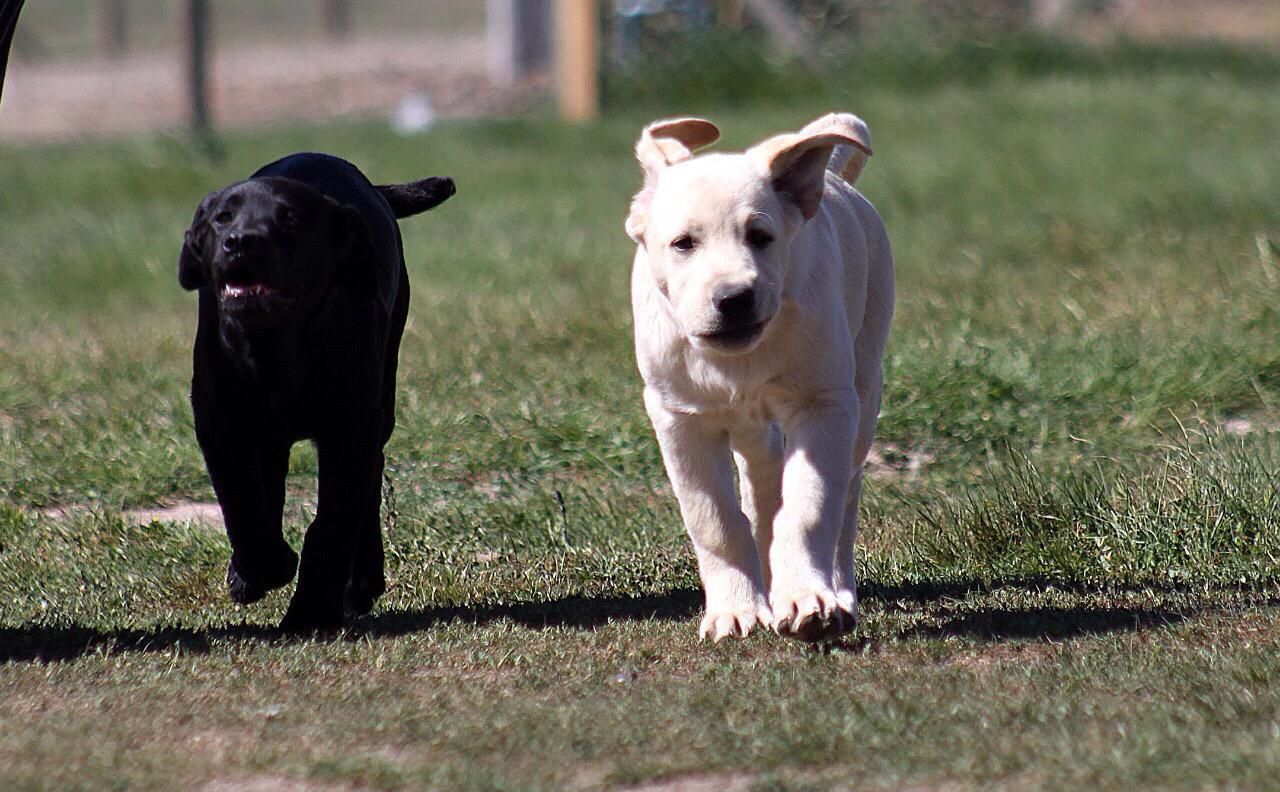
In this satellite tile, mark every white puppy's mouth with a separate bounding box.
[692,320,768,352]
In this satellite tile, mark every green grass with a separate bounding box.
[3,40,1280,790]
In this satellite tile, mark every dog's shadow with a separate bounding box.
[0,578,1246,664]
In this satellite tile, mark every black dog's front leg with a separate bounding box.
[280,432,379,631]
[196,427,298,604]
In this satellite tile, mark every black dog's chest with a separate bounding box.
[196,310,383,444]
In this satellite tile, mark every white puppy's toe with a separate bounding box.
[833,587,859,635]
[771,589,853,642]
[699,605,774,642]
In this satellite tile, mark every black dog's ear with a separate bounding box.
[375,177,456,219]
[178,192,216,291]
[178,231,206,291]
[330,201,370,259]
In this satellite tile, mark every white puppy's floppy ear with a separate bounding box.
[750,128,870,222]
[627,117,720,241]
[635,117,720,176]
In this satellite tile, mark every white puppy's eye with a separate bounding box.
[746,228,774,249]
[671,235,696,252]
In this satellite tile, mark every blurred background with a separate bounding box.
[2,0,1277,142]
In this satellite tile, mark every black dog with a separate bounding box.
[179,152,454,631]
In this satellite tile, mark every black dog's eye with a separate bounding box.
[671,235,697,252]
[277,207,299,228]
[746,228,774,250]
[213,210,233,225]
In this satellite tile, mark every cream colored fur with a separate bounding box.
[627,112,894,642]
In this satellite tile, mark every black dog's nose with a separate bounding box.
[222,232,264,256]
[713,284,756,321]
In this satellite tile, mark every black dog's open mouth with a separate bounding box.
[221,282,277,299]
[217,274,295,320]
[695,321,767,350]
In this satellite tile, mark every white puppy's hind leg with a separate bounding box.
[835,323,886,633]
[646,391,772,642]
[833,470,862,624]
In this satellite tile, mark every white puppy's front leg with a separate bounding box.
[645,390,772,641]
[731,423,784,591]
[769,393,858,641]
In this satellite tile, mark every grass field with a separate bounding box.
[3,40,1280,790]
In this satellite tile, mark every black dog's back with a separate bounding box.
[253,153,456,308]
[254,154,402,306]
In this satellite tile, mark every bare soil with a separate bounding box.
[0,33,546,141]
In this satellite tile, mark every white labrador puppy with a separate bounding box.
[626,113,894,642]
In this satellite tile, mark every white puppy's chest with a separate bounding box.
[634,258,836,425]
[637,315,800,425]
[651,355,785,421]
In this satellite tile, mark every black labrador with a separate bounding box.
[179,152,454,631]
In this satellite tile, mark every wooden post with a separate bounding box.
[185,0,215,148]
[98,0,127,56]
[320,0,352,41]
[555,0,597,122]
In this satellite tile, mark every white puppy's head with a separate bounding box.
[627,116,868,354]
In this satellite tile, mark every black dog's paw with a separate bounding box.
[344,570,386,617]
[279,592,345,634]
[226,547,298,605]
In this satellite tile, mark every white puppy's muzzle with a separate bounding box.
[688,281,777,354]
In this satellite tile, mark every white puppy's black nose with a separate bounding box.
[713,284,756,322]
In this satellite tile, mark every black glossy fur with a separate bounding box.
[0,0,27,107]
[179,152,454,631]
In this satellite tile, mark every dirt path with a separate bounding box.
[42,501,224,527]
[0,32,545,141]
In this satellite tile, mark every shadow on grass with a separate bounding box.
[4,577,1274,664]
[0,590,704,664]
[906,605,1187,642]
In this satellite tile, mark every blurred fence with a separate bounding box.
[0,0,500,141]
[0,0,1275,142]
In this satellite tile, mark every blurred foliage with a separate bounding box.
[603,3,1280,107]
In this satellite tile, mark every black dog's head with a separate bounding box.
[178,177,363,328]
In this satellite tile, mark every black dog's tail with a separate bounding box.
[0,0,28,108]
[376,177,456,219]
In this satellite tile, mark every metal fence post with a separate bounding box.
[185,0,217,151]
[487,0,552,84]
[98,0,128,56]
[321,0,352,41]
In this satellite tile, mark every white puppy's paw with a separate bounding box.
[770,587,854,642]
[699,603,774,642]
